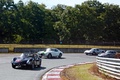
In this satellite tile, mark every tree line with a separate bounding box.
[0,0,120,44]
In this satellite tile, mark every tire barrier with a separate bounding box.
[13,48,97,53]
[0,48,9,53]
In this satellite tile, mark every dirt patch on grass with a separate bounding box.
[60,63,95,80]
[60,63,116,80]
[89,63,116,80]
[61,67,80,80]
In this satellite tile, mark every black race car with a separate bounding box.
[11,52,42,69]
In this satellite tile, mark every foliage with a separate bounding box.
[0,0,120,44]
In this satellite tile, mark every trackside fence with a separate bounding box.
[96,57,120,79]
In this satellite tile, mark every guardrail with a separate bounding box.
[96,57,120,79]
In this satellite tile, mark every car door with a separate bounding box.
[51,48,58,56]
[54,49,59,56]
[50,49,55,56]
[110,51,116,58]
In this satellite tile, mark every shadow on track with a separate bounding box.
[15,66,46,71]
[42,57,66,60]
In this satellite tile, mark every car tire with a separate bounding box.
[92,52,96,55]
[86,53,88,55]
[47,53,52,59]
[39,55,42,58]
[37,61,41,68]
[30,63,35,70]
[38,63,41,68]
[58,53,62,58]
[12,64,16,68]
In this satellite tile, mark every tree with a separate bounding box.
[52,4,71,43]
[102,4,120,41]
[0,0,18,43]
[77,0,105,42]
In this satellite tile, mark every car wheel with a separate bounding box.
[12,64,16,68]
[58,53,62,58]
[39,55,42,58]
[92,52,96,55]
[86,53,88,55]
[37,61,41,67]
[30,63,35,70]
[47,53,52,59]
[38,63,41,67]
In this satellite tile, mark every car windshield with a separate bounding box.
[105,50,116,54]
[46,48,51,51]
[20,53,32,58]
[90,48,96,51]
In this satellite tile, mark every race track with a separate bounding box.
[0,53,96,80]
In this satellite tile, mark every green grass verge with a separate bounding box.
[61,63,116,80]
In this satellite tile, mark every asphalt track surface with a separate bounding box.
[0,53,96,80]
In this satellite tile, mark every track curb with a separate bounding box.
[41,62,92,80]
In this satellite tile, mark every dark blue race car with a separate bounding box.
[11,52,42,69]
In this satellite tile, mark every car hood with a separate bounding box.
[98,53,106,57]
[84,50,90,52]
[37,51,45,54]
[15,57,31,62]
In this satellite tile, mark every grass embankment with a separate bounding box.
[61,63,116,80]
[0,44,120,52]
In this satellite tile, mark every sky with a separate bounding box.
[14,0,120,8]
